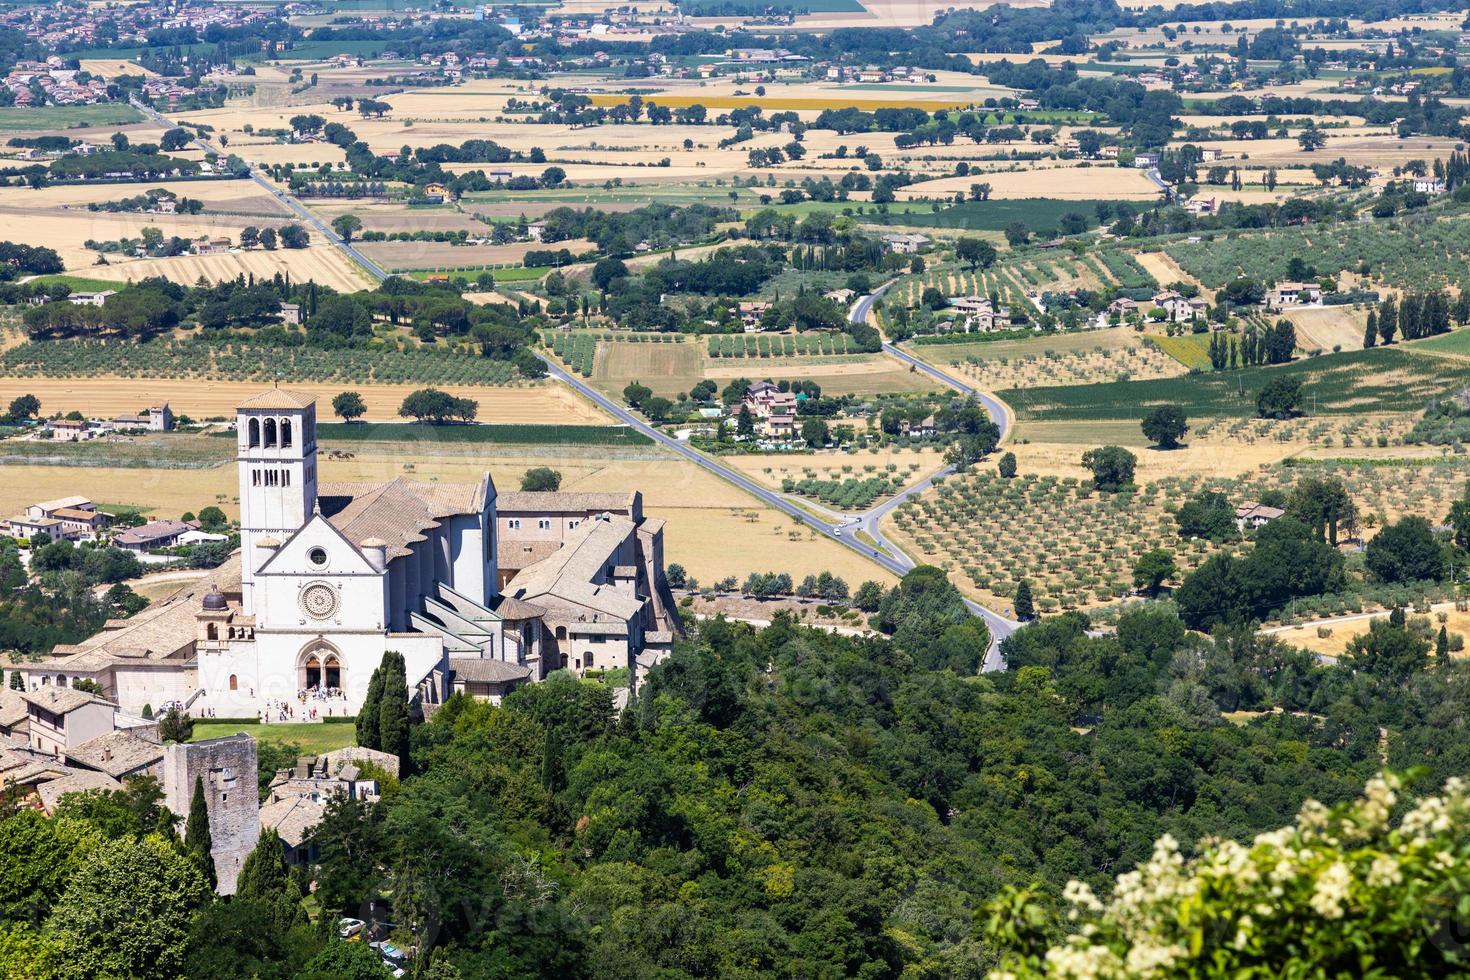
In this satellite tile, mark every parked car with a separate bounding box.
[338,918,364,940]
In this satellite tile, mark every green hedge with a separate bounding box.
[317,421,652,446]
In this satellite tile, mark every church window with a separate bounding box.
[207,623,218,640]
[264,418,277,448]
[280,418,293,447]
[308,547,328,567]
[569,520,580,530]
[538,519,551,530]
[508,519,521,530]
[555,626,567,641]
[252,469,260,487]
[248,417,260,447]
[282,470,291,487]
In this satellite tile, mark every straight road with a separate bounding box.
[136,103,1018,666]
[131,100,391,282]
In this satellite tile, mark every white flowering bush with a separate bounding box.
[987,773,1470,978]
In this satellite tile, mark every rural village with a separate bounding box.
[3,0,1470,976]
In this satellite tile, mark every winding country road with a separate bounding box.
[139,96,1017,666]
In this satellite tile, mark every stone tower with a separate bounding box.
[163,734,260,896]
[237,389,319,615]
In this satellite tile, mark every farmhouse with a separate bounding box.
[67,289,115,307]
[1235,501,1286,530]
[1152,290,1207,323]
[881,232,930,254]
[5,389,681,717]
[947,295,1010,332]
[1269,281,1323,308]
[107,402,172,431]
[112,519,196,553]
[45,417,92,442]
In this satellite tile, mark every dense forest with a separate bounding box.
[9,563,1470,977]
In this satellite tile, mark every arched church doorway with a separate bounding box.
[298,642,343,692]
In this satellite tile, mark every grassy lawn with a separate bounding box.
[0,104,143,132]
[404,266,549,284]
[23,274,132,292]
[190,721,357,755]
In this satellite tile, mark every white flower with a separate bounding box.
[1367,854,1402,889]
[1310,862,1352,920]
[1232,914,1255,950]
[1124,942,1186,977]
[1064,879,1104,913]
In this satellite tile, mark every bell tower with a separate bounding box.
[237,389,319,614]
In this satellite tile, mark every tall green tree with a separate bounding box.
[377,652,411,767]
[185,776,215,891]
[1014,578,1035,620]
[356,663,385,750]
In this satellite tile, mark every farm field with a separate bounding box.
[1270,603,1470,660]
[356,238,596,272]
[0,377,608,424]
[883,454,1470,615]
[0,104,144,132]
[999,346,1468,421]
[896,167,1161,201]
[723,448,946,499]
[64,245,374,293]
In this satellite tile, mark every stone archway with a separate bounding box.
[298,640,343,692]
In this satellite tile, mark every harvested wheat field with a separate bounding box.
[1132,251,1202,294]
[702,354,942,396]
[1268,602,1470,659]
[0,379,610,425]
[1290,305,1371,353]
[0,179,291,213]
[357,238,596,272]
[73,245,373,293]
[899,166,1161,201]
[1007,423,1306,481]
[0,209,274,269]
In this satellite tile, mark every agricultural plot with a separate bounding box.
[886,456,1470,615]
[784,475,899,510]
[592,336,704,398]
[862,198,1123,232]
[1165,213,1470,291]
[1000,347,1467,421]
[707,333,863,358]
[0,104,144,132]
[74,245,372,293]
[947,341,1185,390]
[1152,334,1215,370]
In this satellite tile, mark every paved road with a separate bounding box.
[139,106,1019,666]
[1144,166,1170,195]
[132,101,391,282]
[848,285,1017,667]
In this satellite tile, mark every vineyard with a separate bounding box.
[0,337,523,385]
[707,333,861,358]
[999,347,1465,420]
[887,457,1470,615]
[1164,213,1470,291]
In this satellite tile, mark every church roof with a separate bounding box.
[1,558,241,675]
[506,517,644,622]
[239,388,317,410]
[319,477,488,560]
[496,490,638,514]
[450,657,532,684]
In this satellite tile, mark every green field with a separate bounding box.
[1409,329,1470,358]
[406,266,549,284]
[0,104,144,132]
[190,721,356,755]
[22,274,128,293]
[1151,334,1215,370]
[863,199,1111,232]
[999,347,1463,420]
[318,421,653,446]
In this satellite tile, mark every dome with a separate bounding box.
[202,587,227,612]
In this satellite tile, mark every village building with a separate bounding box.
[1152,290,1208,323]
[1235,501,1286,531]
[880,232,930,254]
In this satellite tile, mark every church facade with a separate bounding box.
[5,389,680,718]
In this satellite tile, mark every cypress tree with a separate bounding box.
[1364,310,1376,349]
[356,662,385,750]
[236,828,290,903]
[377,652,410,767]
[8,670,20,690]
[186,775,216,891]
[1438,626,1450,661]
[1014,579,1035,621]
